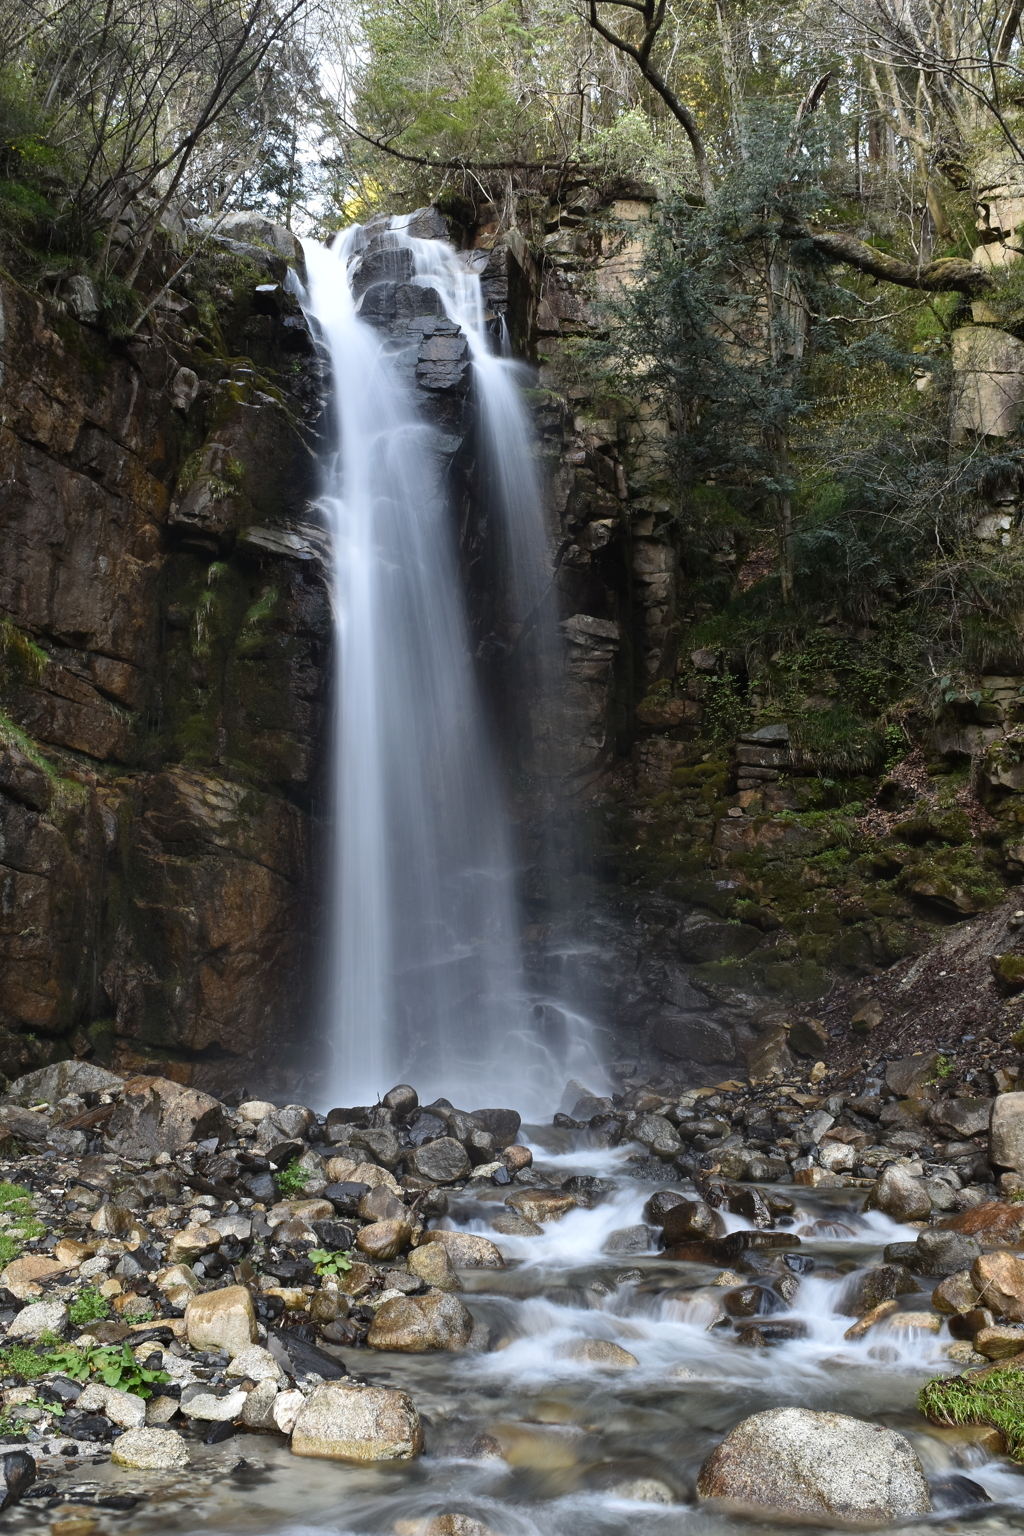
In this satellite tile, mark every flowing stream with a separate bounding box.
[15,1134,1024,1536]
[298,219,594,1116]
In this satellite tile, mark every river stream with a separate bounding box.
[6,1127,1024,1536]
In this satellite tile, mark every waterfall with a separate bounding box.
[299,216,601,1115]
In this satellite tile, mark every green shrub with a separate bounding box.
[274,1159,309,1197]
[68,1288,111,1326]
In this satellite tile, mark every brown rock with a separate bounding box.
[104,1075,224,1159]
[367,1291,473,1351]
[555,1338,638,1367]
[419,1231,505,1269]
[501,1145,533,1173]
[290,1384,423,1461]
[504,1190,575,1224]
[358,1187,406,1222]
[971,1251,1024,1320]
[662,1200,726,1244]
[185,1284,258,1357]
[941,1202,1024,1245]
[0,1254,68,1296]
[406,1243,461,1291]
[932,1271,979,1315]
[975,1323,1024,1357]
[843,1300,898,1339]
[167,1225,222,1264]
[356,1219,412,1260]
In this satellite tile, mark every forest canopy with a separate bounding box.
[6,0,1024,708]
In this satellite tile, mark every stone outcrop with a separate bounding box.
[0,239,326,1090]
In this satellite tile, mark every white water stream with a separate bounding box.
[23,1135,1024,1536]
[298,220,597,1114]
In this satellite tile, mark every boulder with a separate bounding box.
[839,1264,917,1317]
[367,1291,473,1351]
[404,1139,470,1184]
[182,1387,249,1421]
[5,1061,122,1105]
[913,1229,981,1276]
[348,1127,401,1167]
[491,1213,542,1237]
[818,1142,857,1173]
[869,1166,931,1222]
[505,1190,575,1224]
[76,1383,146,1429]
[110,1428,190,1470]
[226,1345,287,1385]
[940,1202,1024,1244]
[651,1014,735,1064]
[185,1284,257,1357]
[154,1264,199,1309]
[975,1323,1024,1357]
[696,1407,931,1524]
[631,1114,683,1158]
[241,1378,279,1430]
[419,1231,505,1268]
[167,1225,222,1265]
[0,1255,67,1297]
[990,1092,1024,1170]
[290,1384,424,1462]
[885,1055,942,1100]
[932,1271,979,1314]
[642,1190,689,1226]
[272,1389,305,1434]
[602,1225,656,1254]
[356,1219,412,1260]
[930,1097,993,1138]
[407,1243,461,1291]
[104,1076,224,1159]
[556,1338,638,1367]
[6,1300,67,1340]
[662,1201,725,1244]
[971,1251,1024,1321]
[469,1109,521,1147]
[789,1018,829,1057]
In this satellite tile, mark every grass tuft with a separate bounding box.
[919,1368,1024,1461]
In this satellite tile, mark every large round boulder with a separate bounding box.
[696,1407,931,1525]
[367,1291,473,1351]
[291,1384,423,1462]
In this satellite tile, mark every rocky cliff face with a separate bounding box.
[6,190,1024,1101]
[0,236,329,1093]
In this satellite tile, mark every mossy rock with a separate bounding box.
[760,960,830,1001]
[992,952,1024,994]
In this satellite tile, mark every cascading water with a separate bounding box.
[299,217,600,1113]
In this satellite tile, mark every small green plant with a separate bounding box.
[927,1054,956,1084]
[308,1247,353,1277]
[51,1341,169,1399]
[0,1183,45,1266]
[274,1159,310,1197]
[0,1333,75,1379]
[919,1367,1024,1462]
[68,1287,111,1326]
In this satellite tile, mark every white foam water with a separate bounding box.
[297,223,602,1114]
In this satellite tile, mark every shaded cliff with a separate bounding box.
[0,230,329,1093]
